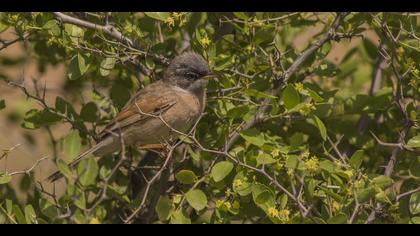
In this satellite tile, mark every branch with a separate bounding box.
[52,12,169,65]
[123,142,178,224]
[9,156,48,176]
[370,131,420,155]
[366,16,414,224]
[224,12,349,152]
[0,32,31,51]
[396,186,420,201]
[53,12,134,47]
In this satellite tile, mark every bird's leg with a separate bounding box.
[136,143,169,157]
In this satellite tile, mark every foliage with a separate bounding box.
[0,12,419,224]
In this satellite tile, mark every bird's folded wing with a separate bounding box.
[99,81,177,138]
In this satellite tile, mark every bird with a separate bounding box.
[47,52,214,182]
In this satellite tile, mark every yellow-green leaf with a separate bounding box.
[211,161,234,182]
[185,189,208,211]
[407,136,420,148]
[144,12,170,21]
[175,170,197,185]
[313,115,327,141]
[281,84,300,109]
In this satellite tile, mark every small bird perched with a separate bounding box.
[48,52,214,182]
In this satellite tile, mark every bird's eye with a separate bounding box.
[186,71,198,79]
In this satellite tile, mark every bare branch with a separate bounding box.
[0,32,31,51]
[396,186,420,201]
[9,156,48,176]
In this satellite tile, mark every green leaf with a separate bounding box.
[155,196,174,221]
[409,157,420,177]
[0,99,5,110]
[319,186,343,202]
[281,84,300,109]
[306,88,324,102]
[170,210,191,224]
[39,199,56,218]
[285,155,306,170]
[362,39,377,60]
[304,178,316,198]
[0,174,12,185]
[409,192,420,215]
[232,171,253,196]
[327,213,347,224]
[233,12,249,20]
[57,159,72,179]
[185,189,208,211]
[349,150,364,170]
[407,136,420,148]
[372,175,393,189]
[23,109,62,127]
[80,102,99,122]
[312,115,327,141]
[319,160,339,173]
[253,27,273,45]
[63,130,81,161]
[317,41,332,58]
[244,89,277,99]
[279,194,288,209]
[411,217,420,224]
[43,20,60,36]
[64,24,84,44]
[13,206,26,224]
[256,152,277,166]
[6,199,13,214]
[68,53,91,80]
[74,188,87,210]
[240,128,265,147]
[99,57,116,77]
[144,12,170,21]
[252,184,275,211]
[175,170,197,185]
[255,191,272,205]
[211,161,233,182]
[24,205,36,224]
[77,157,98,186]
[356,187,376,203]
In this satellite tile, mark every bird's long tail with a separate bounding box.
[47,138,111,182]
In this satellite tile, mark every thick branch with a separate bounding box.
[52,12,169,65]
[54,12,133,46]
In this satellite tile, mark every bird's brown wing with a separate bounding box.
[99,81,177,139]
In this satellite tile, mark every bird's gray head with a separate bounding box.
[163,52,213,92]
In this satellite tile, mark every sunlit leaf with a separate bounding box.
[407,136,420,148]
[312,115,327,141]
[409,192,420,215]
[185,189,207,211]
[145,12,170,21]
[175,170,197,185]
[240,128,266,147]
[281,84,300,110]
[211,161,233,182]
[155,196,174,221]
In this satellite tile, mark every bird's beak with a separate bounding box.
[201,73,218,80]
